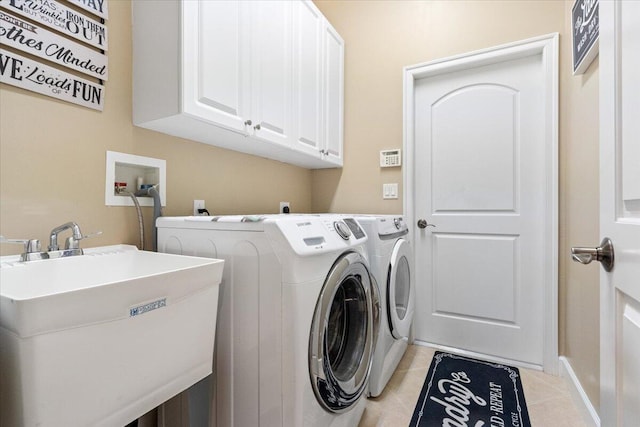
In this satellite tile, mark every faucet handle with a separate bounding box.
[1,236,49,261]
[1,236,41,253]
[64,231,103,249]
[82,231,103,239]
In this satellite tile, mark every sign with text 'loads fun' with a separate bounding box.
[0,49,104,110]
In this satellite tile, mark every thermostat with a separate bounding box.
[380,149,401,167]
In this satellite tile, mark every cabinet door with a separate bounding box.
[292,1,324,156]
[250,1,293,147]
[182,1,250,133]
[322,22,344,165]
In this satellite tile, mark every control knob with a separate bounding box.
[334,221,352,240]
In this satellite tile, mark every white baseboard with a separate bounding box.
[559,356,600,427]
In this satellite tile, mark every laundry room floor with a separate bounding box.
[359,345,588,427]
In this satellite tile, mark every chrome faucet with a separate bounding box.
[1,222,101,262]
[48,222,84,251]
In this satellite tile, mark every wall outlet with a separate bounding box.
[193,199,205,215]
[280,201,290,214]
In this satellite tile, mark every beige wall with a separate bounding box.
[560,0,600,411]
[314,0,600,412]
[312,0,568,213]
[0,0,601,414]
[0,0,312,254]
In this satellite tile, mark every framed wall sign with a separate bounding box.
[0,11,108,80]
[67,0,109,20]
[0,0,109,111]
[0,49,105,111]
[572,0,599,75]
[1,0,108,51]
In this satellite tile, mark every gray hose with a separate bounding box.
[134,185,162,252]
[119,189,145,250]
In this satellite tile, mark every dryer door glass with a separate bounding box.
[309,252,374,413]
[388,239,415,340]
[393,256,411,320]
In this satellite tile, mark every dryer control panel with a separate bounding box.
[377,216,409,239]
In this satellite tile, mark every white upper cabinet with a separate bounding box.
[133,0,343,169]
[322,20,345,166]
[250,1,293,148]
[293,1,324,156]
[292,1,345,166]
[182,1,250,133]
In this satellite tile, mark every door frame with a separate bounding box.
[402,33,559,374]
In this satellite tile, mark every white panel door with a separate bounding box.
[412,42,555,367]
[322,21,344,165]
[182,0,250,133]
[599,1,640,425]
[250,1,293,148]
[292,0,323,156]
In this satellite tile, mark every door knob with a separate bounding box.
[417,219,436,229]
[571,237,614,272]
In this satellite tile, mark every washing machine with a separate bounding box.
[157,214,377,427]
[354,215,414,397]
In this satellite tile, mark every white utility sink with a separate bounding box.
[0,245,224,427]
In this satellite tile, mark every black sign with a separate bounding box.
[572,0,599,75]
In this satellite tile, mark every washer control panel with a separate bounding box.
[334,221,352,240]
[342,218,366,239]
[275,216,368,256]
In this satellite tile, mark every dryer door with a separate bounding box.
[387,238,414,339]
[309,252,375,413]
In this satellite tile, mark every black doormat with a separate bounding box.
[409,351,531,427]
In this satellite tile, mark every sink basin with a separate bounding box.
[0,245,224,427]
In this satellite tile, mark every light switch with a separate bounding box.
[383,183,398,199]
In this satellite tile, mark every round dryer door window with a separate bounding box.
[388,238,415,340]
[309,252,375,413]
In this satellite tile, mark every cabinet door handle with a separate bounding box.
[254,124,261,130]
[244,119,252,126]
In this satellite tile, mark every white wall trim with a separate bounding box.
[559,356,600,427]
[403,33,559,374]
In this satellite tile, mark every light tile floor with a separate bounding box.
[359,345,587,427]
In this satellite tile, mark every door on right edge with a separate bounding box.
[599,2,640,425]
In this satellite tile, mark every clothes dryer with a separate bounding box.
[157,215,377,427]
[354,215,415,397]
